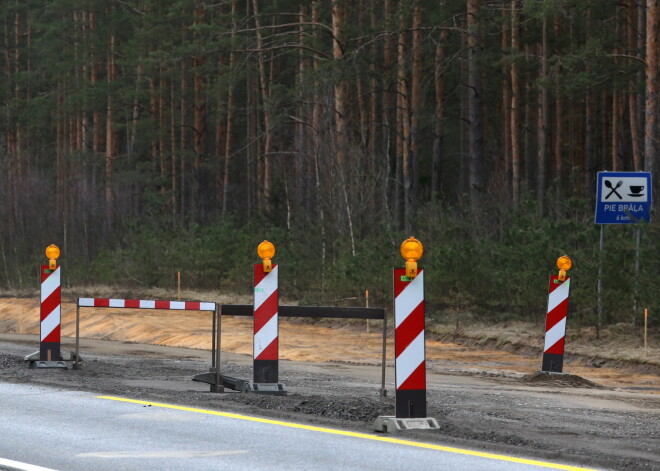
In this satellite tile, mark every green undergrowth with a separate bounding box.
[1,195,658,333]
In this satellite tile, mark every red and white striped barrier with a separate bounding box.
[253,264,279,383]
[542,275,571,373]
[40,265,61,361]
[78,298,216,311]
[393,268,427,418]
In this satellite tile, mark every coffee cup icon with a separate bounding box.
[628,185,644,196]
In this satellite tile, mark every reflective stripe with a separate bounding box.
[254,266,278,309]
[78,298,94,307]
[544,317,567,352]
[254,314,278,358]
[394,271,424,328]
[40,305,60,341]
[40,268,60,302]
[547,279,570,313]
[77,298,215,311]
[395,331,425,388]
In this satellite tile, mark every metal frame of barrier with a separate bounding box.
[211,304,388,397]
[74,298,218,376]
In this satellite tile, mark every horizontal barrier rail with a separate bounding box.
[221,304,385,320]
[78,298,216,312]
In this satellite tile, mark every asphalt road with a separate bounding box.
[0,382,600,471]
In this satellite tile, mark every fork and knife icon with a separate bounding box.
[604,180,623,199]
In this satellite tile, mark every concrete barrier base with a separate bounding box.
[373,416,439,433]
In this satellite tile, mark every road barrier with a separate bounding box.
[192,241,388,396]
[541,257,572,373]
[26,245,74,368]
[194,303,388,396]
[374,238,439,433]
[75,297,219,379]
[253,263,279,384]
[393,268,427,418]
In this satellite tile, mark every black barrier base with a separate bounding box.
[395,389,427,418]
[40,342,61,362]
[542,353,564,373]
[254,359,278,383]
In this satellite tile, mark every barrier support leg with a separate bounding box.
[380,310,387,397]
[74,304,80,370]
[212,305,223,393]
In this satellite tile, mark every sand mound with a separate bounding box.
[521,371,604,389]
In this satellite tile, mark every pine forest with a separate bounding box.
[1,0,659,332]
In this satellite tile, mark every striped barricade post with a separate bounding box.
[25,245,69,368]
[253,263,279,384]
[40,264,61,362]
[240,240,287,395]
[542,275,571,373]
[394,268,427,418]
[374,238,438,433]
[541,256,572,373]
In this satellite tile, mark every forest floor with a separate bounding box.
[0,292,658,470]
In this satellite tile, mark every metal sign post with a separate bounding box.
[594,172,652,334]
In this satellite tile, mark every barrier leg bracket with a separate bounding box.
[373,416,440,433]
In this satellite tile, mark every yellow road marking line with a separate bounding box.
[97,395,601,471]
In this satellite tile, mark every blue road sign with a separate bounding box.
[595,171,652,224]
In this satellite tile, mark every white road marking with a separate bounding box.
[0,457,60,471]
[75,450,247,459]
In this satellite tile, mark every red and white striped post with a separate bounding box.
[40,245,62,362]
[394,237,427,419]
[542,256,572,373]
[254,241,279,384]
[394,267,426,418]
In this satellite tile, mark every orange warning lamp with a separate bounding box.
[400,237,423,278]
[556,255,572,281]
[45,244,60,270]
[257,240,276,273]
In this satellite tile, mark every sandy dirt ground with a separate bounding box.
[0,297,658,470]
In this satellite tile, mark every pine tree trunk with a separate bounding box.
[537,16,548,212]
[553,16,563,184]
[252,0,272,212]
[510,0,521,204]
[612,89,621,171]
[332,0,349,172]
[90,11,101,154]
[368,0,378,178]
[432,29,448,201]
[584,9,596,192]
[644,0,659,179]
[501,8,511,193]
[193,5,206,219]
[382,0,395,216]
[180,62,188,216]
[467,0,485,210]
[408,0,422,229]
[396,4,409,229]
[222,0,237,216]
[105,28,116,226]
[628,0,642,170]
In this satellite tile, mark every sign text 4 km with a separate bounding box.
[594,172,652,224]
